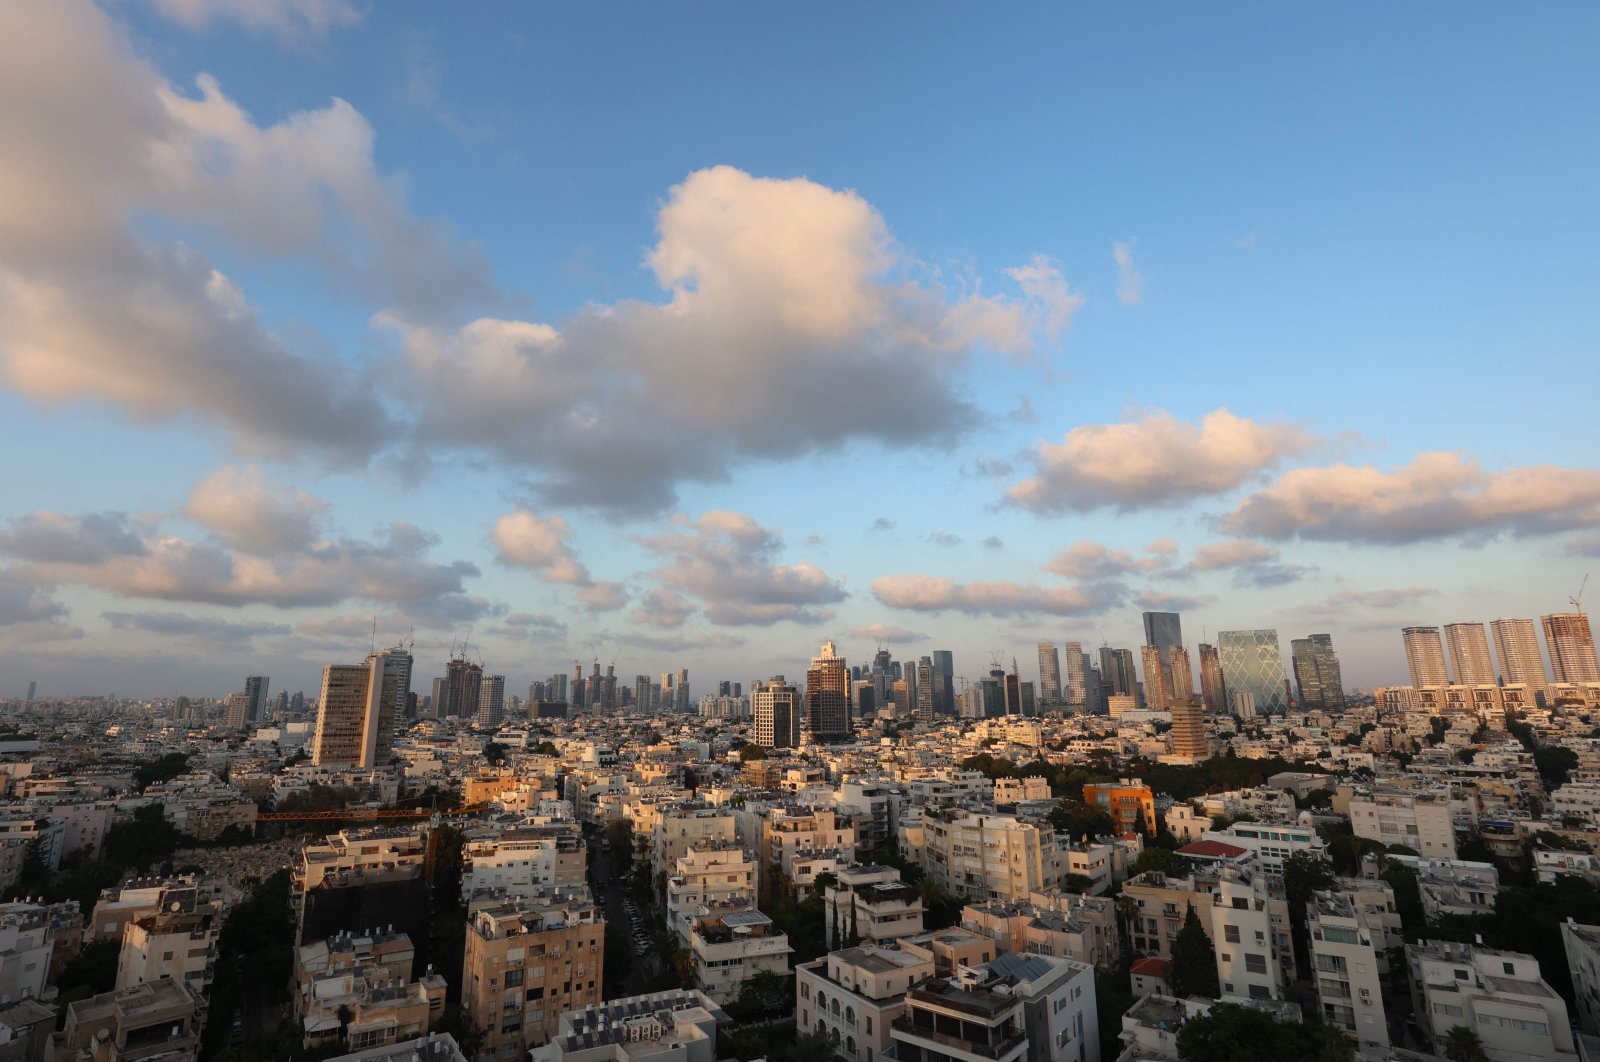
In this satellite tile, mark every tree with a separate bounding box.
[103,804,184,872]
[1048,799,1116,840]
[533,740,559,756]
[1443,1025,1489,1062]
[1283,852,1336,978]
[1130,847,1183,877]
[1177,1002,1354,1062]
[483,741,508,766]
[1534,746,1579,790]
[738,744,769,762]
[1166,905,1220,999]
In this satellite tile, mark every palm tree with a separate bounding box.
[1443,1025,1489,1062]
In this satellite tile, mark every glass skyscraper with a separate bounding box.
[1218,629,1288,714]
[1142,611,1184,667]
[1290,634,1343,711]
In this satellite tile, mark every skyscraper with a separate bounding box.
[1291,634,1343,711]
[1063,641,1087,706]
[932,650,955,714]
[1099,647,1137,697]
[243,675,270,722]
[441,656,482,717]
[1142,611,1184,668]
[805,641,850,742]
[312,646,413,769]
[1036,643,1062,703]
[1168,645,1193,706]
[1218,629,1288,714]
[1139,646,1169,710]
[1490,618,1547,688]
[1198,643,1225,711]
[916,655,935,713]
[1444,622,1495,686]
[1402,626,1450,687]
[1543,613,1600,684]
[476,674,506,727]
[676,668,691,713]
[752,676,801,748]
[1170,699,1209,761]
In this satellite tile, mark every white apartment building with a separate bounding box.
[531,988,726,1062]
[904,809,1055,902]
[1387,856,1498,921]
[1201,820,1327,881]
[1551,782,1600,828]
[1210,868,1292,1001]
[824,865,924,947]
[462,825,587,896]
[666,844,757,944]
[114,879,222,996]
[0,902,65,1005]
[759,806,857,892]
[1307,890,1389,1056]
[958,952,1098,1062]
[1560,920,1600,1037]
[993,777,1051,805]
[685,905,791,1005]
[1406,939,1577,1062]
[651,805,737,884]
[1349,790,1458,860]
[796,943,934,1062]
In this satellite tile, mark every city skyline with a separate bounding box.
[3,2,1600,698]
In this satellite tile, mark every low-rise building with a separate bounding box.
[796,944,933,1062]
[530,988,727,1062]
[50,980,202,1062]
[884,975,1029,1062]
[1560,919,1600,1036]
[665,844,757,944]
[1406,939,1577,1062]
[113,879,222,997]
[825,865,924,947]
[1082,781,1157,836]
[685,904,790,1004]
[1307,890,1389,1056]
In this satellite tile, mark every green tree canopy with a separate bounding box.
[1177,1002,1354,1062]
[1166,905,1220,999]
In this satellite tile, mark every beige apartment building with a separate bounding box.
[903,808,1054,902]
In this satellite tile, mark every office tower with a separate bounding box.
[476,674,506,727]
[1099,647,1137,696]
[916,656,935,712]
[733,682,742,698]
[290,690,305,712]
[1444,622,1495,686]
[1291,634,1343,711]
[1062,641,1087,705]
[24,682,34,706]
[1218,629,1289,714]
[1543,613,1600,684]
[1490,618,1547,688]
[311,646,413,769]
[274,690,288,715]
[1170,698,1208,761]
[1138,646,1168,710]
[1003,665,1023,716]
[243,676,270,722]
[1142,611,1184,668]
[752,676,802,748]
[1402,626,1450,687]
[1036,643,1062,703]
[440,656,482,717]
[677,668,690,712]
[932,650,955,714]
[983,670,1006,717]
[1168,645,1193,705]
[1198,643,1225,711]
[806,642,850,741]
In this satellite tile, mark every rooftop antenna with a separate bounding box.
[1573,573,1590,614]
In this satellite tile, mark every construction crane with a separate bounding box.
[1572,573,1590,614]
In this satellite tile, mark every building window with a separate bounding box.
[1224,925,1241,943]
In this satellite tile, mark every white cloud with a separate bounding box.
[1133,589,1214,611]
[850,623,927,645]
[1113,240,1143,306]
[393,166,1068,514]
[103,609,291,641]
[1044,540,1168,580]
[186,465,326,554]
[1190,539,1278,571]
[870,574,1122,618]
[1006,408,1316,513]
[640,510,847,627]
[1223,452,1600,543]
[490,509,625,612]
[1005,255,1086,338]
[145,0,363,45]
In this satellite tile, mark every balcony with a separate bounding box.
[891,1016,1026,1061]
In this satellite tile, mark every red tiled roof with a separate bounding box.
[1130,956,1169,977]
[1177,839,1248,858]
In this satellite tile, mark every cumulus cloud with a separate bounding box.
[1006,408,1316,514]
[640,510,847,627]
[1134,589,1214,611]
[186,465,326,553]
[630,589,696,630]
[851,623,926,645]
[1004,256,1085,338]
[145,0,363,44]
[0,0,488,461]
[491,509,625,611]
[393,166,1068,514]
[1113,240,1143,306]
[0,512,148,566]
[1044,540,1168,580]
[1223,452,1600,544]
[926,531,962,547]
[871,574,1122,618]
[0,572,69,627]
[485,611,568,640]
[1301,588,1436,617]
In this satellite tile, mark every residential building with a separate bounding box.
[1348,790,1458,860]
[685,904,791,1004]
[51,980,202,1062]
[760,807,856,891]
[883,975,1029,1062]
[476,674,506,728]
[1544,613,1600,684]
[0,900,71,1006]
[824,865,925,947]
[796,943,933,1062]
[114,879,222,996]
[1082,780,1157,836]
[1139,647,1169,712]
[462,824,587,897]
[1445,623,1496,687]
[326,1033,469,1062]
[1037,644,1062,704]
[1200,822,1326,882]
[1063,643,1087,708]
[1167,646,1193,707]
[1406,939,1577,1062]
[1198,643,1225,712]
[651,805,737,884]
[904,809,1056,902]
[666,844,757,943]
[530,989,727,1062]
[1142,612,1183,672]
[751,678,802,749]
[1491,618,1547,690]
[1560,919,1600,1036]
[1403,627,1451,688]
[462,894,605,1059]
[1210,867,1295,1000]
[311,646,414,770]
[243,675,271,722]
[1168,700,1208,763]
[961,952,1097,1062]
[1307,890,1389,1055]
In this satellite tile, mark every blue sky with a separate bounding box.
[1,0,1597,699]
